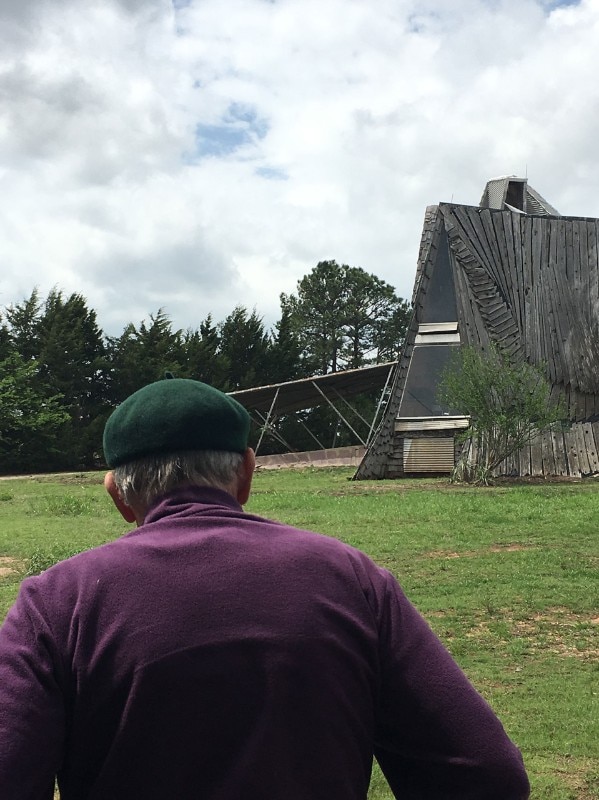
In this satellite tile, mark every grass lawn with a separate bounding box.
[1,467,597,798]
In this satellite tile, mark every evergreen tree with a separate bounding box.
[106,310,185,404]
[38,290,108,412]
[0,352,69,474]
[281,260,348,374]
[342,267,410,368]
[374,302,412,363]
[268,306,305,383]
[0,265,408,469]
[282,260,409,374]
[36,290,109,467]
[0,318,13,362]
[217,306,271,391]
[3,289,43,362]
[179,315,227,388]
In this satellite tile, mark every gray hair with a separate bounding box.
[112,450,245,509]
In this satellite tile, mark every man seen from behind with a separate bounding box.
[0,376,530,799]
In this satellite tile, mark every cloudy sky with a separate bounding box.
[0,0,596,336]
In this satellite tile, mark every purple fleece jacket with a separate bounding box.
[0,487,529,799]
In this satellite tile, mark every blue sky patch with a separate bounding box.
[256,166,288,181]
[541,0,580,8]
[194,124,252,157]
[225,103,269,138]
[193,103,269,159]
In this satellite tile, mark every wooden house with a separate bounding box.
[355,176,599,479]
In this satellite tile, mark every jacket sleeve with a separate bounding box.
[0,580,66,800]
[371,568,530,799]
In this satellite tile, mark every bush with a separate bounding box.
[439,344,565,484]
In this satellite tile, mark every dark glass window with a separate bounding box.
[420,229,457,323]
[399,344,460,417]
[506,180,525,211]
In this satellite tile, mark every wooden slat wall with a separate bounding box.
[446,206,599,419]
[442,206,599,478]
[446,207,524,360]
[407,421,599,479]
[487,421,599,478]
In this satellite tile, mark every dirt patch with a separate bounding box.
[489,543,529,552]
[335,475,595,495]
[492,475,589,485]
[465,608,599,661]
[0,556,22,578]
[546,755,599,800]
[427,550,463,559]
[424,544,533,559]
[330,480,456,496]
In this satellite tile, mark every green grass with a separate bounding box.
[1,468,598,799]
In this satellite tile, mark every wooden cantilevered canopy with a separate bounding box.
[228,362,397,454]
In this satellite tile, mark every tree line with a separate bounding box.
[0,261,410,474]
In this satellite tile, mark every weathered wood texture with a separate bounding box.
[357,202,599,479]
[495,422,599,478]
[447,206,599,403]
[459,421,599,478]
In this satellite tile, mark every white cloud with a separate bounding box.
[0,0,598,337]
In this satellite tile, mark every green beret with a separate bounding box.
[103,377,250,467]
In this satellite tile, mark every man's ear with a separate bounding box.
[104,472,138,524]
[236,448,256,506]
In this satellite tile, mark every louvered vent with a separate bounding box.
[403,438,455,472]
[525,186,560,216]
